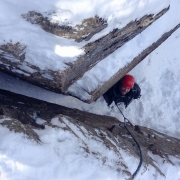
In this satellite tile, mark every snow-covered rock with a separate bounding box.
[0,89,180,180]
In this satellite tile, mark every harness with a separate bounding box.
[112,85,134,107]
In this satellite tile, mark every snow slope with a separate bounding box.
[0,115,179,180]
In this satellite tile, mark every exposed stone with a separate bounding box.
[0,42,64,92]
[0,89,180,178]
[0,106,44,129]
[0,116,41,143]
[57,7,170,92]
[85,23,180,103]
[22,11,107,42]
[0,42,26,61]
[0,7,170,95]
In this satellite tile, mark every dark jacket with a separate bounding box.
[103,81,141,108]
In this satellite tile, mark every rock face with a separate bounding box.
[82,23,180,103]
[0,42,63,92]
[0,6,171,96]
[22,12,108,43]
[61,7,169,92]
[0,89,180,179]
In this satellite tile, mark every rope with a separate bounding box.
[109,105,143,179]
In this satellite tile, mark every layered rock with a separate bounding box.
[67,23,180,103]
[0,89,180,179]
[22,12,108,42]
[0,7,169,94]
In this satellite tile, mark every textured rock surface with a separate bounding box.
[0,7,169,95]
[86,23,180,103]
[0,89,180,179]
[54,7,170,91]
[22,11,108,42]
[0,42,63,92]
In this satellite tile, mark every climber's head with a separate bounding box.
[119,74,135,95]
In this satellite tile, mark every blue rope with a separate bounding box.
[116,105,143,179]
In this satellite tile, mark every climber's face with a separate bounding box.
[120,86,130,95]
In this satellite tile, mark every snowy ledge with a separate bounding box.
[67,2,180,102]
[0,89,180,179]
[0,0,170,94]
[67,23,180,102]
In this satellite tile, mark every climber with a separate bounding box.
[103,74,141,108]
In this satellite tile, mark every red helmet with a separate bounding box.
[121,74,135,89]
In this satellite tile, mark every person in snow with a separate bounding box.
[103,74,141,108]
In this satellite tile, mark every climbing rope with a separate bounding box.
[108,105,143,179]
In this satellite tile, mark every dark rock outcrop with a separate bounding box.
[0,89,180,179]
[0,42,64,92]
[22,12,108,42]
[84,23,180,103]
[61,7,170,92]
[0,7,170,95]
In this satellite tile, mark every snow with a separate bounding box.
[0,0,169,72]
[128,27,180,137]
[0,0,180,180]
[67,0,179,100]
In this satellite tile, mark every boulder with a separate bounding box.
[67,23,180,102]
[0,7,169,94]
[0,89,180,178]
